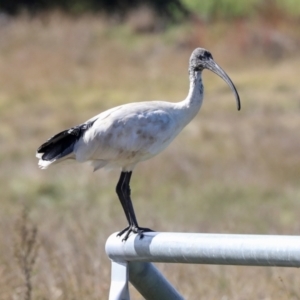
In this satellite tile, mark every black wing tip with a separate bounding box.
[37,144,46,153]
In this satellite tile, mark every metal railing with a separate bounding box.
[105,232,300,300]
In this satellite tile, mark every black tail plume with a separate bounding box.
[37,120,96,162]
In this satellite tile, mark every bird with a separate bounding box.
[36,48,241,241]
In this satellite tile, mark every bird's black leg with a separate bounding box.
[116,172,131,226]
[122,171,139,227]
[116,171,154,241]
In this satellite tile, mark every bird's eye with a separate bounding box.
[199,52,212,60]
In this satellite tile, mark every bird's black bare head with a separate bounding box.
[189,48,241,111]
[189,48,213,72]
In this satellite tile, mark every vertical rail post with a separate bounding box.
[108,261,130,300]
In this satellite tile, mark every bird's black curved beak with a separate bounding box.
[205,58,241,111]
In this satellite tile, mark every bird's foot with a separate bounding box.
[117,225,154,241]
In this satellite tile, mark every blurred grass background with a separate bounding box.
[1,0,300,299]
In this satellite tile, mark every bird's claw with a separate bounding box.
[117,226,154,241]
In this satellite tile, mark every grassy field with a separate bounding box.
[0,13,300,299]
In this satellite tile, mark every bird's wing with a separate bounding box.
[75,102,177,163]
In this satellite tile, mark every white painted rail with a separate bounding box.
[105,232,300,299]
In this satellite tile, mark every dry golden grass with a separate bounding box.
[0,12,300,299]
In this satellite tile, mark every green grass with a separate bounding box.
[183,0,259,19]
[182,0,300,19]
[0,12,300,299]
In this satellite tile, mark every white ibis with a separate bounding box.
[36,48,241,241]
